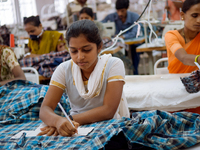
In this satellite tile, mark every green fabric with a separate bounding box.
[28,30,65,54]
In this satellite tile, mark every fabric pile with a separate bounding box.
[180,70,200,93]
[19,50,71,78]
[1,80,200,149]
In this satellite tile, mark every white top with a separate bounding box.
[50,56,125,116]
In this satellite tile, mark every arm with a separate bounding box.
[0,65,26,86]
[0,48,26,86]
[56,34,67,52]
[72,81,124,125]
[175,48,199,66]
[39,64,79,136]
[165,31,199,66]
[123,13,140,39]
[39,85,79,136]
[101,14,112,23]
[24,53,41,58]
[122,25,138,39]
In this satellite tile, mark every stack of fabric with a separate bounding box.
[1,80,200,149]
[19,50,71,78]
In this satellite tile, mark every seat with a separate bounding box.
[154,57,169,75]
[22,67,39,84]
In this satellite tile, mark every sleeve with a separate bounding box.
[107,58,125,83]
[123,13,140,39]
[50,63,66,90]
[3,48,19,71]
[101,14,111,23]
[123,25,138,39]
[165,31,183,54]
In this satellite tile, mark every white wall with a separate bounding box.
[35,0,54,17]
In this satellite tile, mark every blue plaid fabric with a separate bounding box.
[19,50,71,78]
[1,80,200,150]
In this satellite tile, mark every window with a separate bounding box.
[0,0,37,26]
[0,0,16,25]
[54,0,67,14]
[18,0,37,23]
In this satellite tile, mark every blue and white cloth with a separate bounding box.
[1,80,200,149]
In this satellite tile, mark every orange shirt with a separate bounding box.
[165,30,200,73]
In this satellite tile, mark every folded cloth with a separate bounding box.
[19,50,71,78]
[180,70,200,93]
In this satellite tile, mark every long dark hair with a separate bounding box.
[24,16,41,27]
[66,20,102,49]
[182,0,200,13]
[79,7,93,18]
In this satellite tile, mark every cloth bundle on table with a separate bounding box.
[1,80,200,149]
[19,50,71,78]
[181,70,200,93]
[124,74,200,112]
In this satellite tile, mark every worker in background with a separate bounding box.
[165,0,200,73]
[101,0,140,75]
[24,16,67,58]
[0,45,26,86]
[79,7,109,39]
[67,0,91,24]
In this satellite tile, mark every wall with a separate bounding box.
[35,0,54,17]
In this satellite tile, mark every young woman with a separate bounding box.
[39,20,129,136]
[0,45,26,86]
[165,0,200,73]
[24,16,67,58]
[79,7,107,38]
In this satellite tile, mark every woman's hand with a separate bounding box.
[55,117,79,136]
[24,53,41,58]
[37,126,59,136]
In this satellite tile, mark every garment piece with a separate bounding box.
[1,82,200,149]
[1,94,200,150]
[180,70,200,93]
[0,45,19,81]
[50,56,129,118]
[28,30,67,55]
[101,11,139,39]
[165,30,200,73]
[19,50,71,78]
[0,80,69,124]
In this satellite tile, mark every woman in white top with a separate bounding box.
[39,20,129,137]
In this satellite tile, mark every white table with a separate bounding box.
[124,74,200,112]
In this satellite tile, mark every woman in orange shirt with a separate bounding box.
[165,0,200,73]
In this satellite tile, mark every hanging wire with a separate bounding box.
[101,0,157,55]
